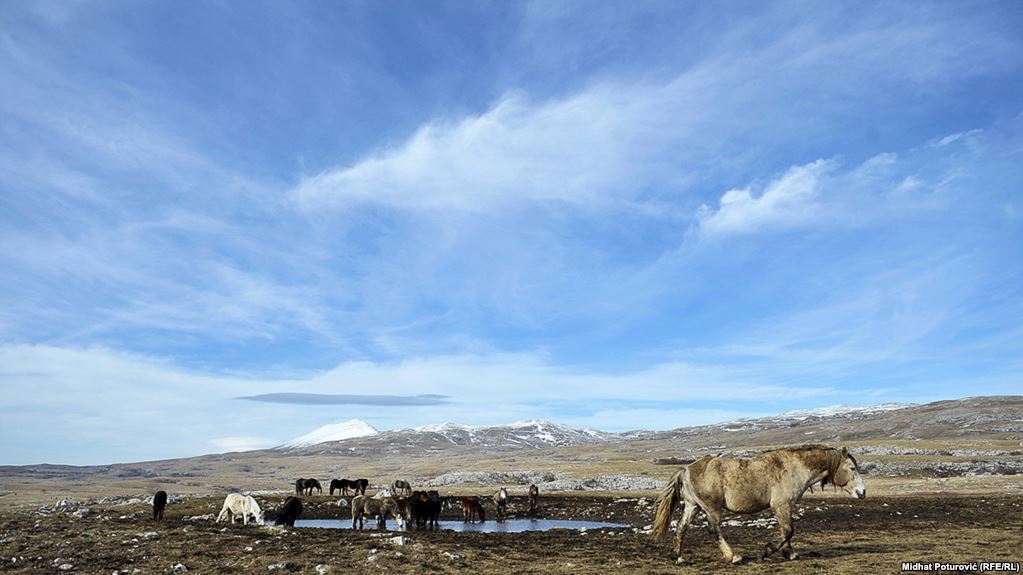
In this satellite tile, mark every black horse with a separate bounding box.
[353,478,369,495]
[295,478,322,495]
[275,496,303,527]
[152,490,167,521]
[528,484,539,516]
[410,490,444,529]
[330,478,359,496]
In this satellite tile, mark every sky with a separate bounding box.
[1,1,1022,465]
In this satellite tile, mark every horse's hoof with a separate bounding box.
[785,551,799,561]
[731,554,744,564]
[676,556,686,565]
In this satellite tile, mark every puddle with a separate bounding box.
[271,518,626,533]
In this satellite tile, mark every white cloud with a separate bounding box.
[290,89,669,212]
[695,159,835,237]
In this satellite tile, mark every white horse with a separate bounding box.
[216,493,265,525]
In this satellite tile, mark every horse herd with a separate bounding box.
[180,477,543,532]
[147,444,866,566]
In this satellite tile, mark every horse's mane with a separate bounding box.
[762,444,855,489]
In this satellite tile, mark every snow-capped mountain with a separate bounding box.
[280,418,621,455]
[773,402,914,420]
[279,419,378,449]
[398,419,619,449]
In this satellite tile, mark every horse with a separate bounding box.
[493,487,508,520]
[652,445,866,564]
[351,494,408,530]
[410,490,444,529]
[216,493,265,525]
[152,490,167,521]
[330,478,359,496]
[353,478,369,495]
[392,479,413,496]
[296,478,321,495]
[275,496,303,527]
[460,496,486,523]
[528,484,539,516]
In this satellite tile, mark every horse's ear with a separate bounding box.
[841,447,848,457]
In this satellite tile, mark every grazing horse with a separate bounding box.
[152,490,167,521]
[275,496,303,527]
[493,487,508,520]
[461,496,486,523]
[392,479,413,496]
[216,493,265,525]
[652,445,866,564]
[528,484,539,516]
[330,478,359,496]
[295,478,322,495]
[351,494,408,530]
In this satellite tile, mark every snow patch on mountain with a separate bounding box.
[279,419,379,449]
[774,403,915,420]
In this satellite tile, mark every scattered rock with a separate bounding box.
[387,535,410,546]
[173,564,188,573]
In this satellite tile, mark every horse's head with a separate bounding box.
[829,447,866,499]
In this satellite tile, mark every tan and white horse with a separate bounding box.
[351,494,408,530]
[652,445,866,564]
[493,487,508,520]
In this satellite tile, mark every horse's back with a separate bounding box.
[689,455,782,514]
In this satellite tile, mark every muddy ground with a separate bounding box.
[1,493,1020,574]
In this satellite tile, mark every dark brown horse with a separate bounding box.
[460,496,486,523]
[275,496,303,527]
[528,484,539,516]
[152,490,167,521]
[653,445,866,564]
[295,478,322,495]
[392,479,413,496]
[410,490,445,529]
[353,478,369,495]
[330,478,359,496]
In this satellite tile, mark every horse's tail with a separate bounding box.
[652,467,685,543]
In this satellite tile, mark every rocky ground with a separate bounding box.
[2,491,1021,574]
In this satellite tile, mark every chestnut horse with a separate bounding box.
[460,496,486,523]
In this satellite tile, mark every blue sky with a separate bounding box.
[1,1,1021,465]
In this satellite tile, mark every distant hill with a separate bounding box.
[280,419,620,455]
[269,397,1023,457]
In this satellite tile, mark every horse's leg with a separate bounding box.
[763,503,797,560]
[672,502,699,563]
[706,508,742,564]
